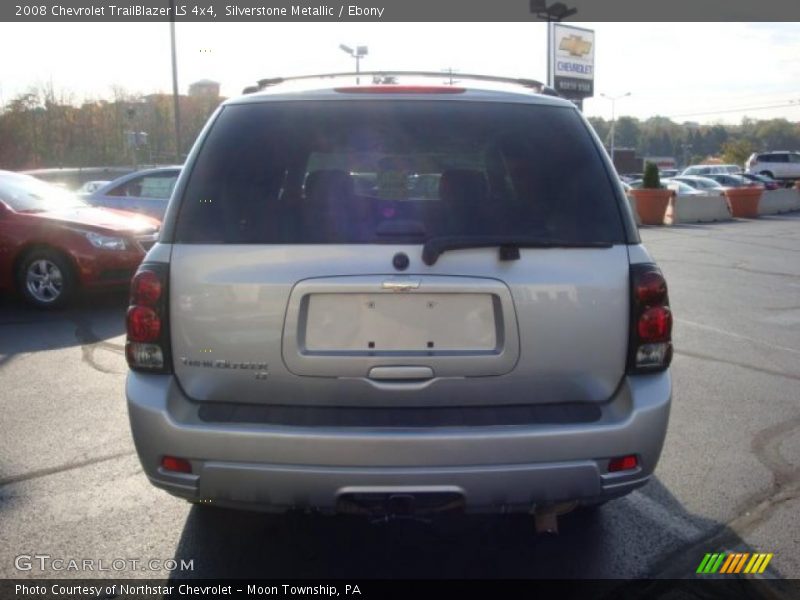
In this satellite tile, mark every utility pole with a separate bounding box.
[442,68,459,85]
[600,92,631,165]
[339,44,368,84]
[530,0,578,88]
[169,0,182,164]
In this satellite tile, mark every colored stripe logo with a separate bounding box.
[696,552,773,574]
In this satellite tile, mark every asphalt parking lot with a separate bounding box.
[1,213,799,582]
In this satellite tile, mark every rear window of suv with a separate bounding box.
[759,154,788,163]
[174,100,625,244]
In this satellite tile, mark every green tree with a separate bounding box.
[753,119,800,151]
[614,117,640,150]
[587,117,609,146]
[721,139,754,166]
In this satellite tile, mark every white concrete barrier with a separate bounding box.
[670,192,732,224]
[759,188,800,215]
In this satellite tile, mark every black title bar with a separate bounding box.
[3,0,800,22]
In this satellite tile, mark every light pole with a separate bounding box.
[530,0,578,88]
[339,44,368,84]
[682,143,693,169]
[600,92,631,165]
[442,67,459,85]
[169,0,181,164]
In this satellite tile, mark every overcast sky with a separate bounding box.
[1,22,799,124]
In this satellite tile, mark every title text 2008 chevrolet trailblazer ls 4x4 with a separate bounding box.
[125,73,672,526]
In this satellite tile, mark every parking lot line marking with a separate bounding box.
[675,350,800,382]
[0,450,134,487]
[677,318,800,355]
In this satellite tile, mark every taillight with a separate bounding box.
[608,455,639,473]
[334,85,466,94]
[634,270,667,305]
[637,307,672,342]
[628,264,673,373]
[126,264,171,373]
[161,456,192,474]
[131,270,162,305]
[127,306,161,342]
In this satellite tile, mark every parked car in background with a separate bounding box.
[23,166,134,191]
[663,179,706,197]
[86,167,181,220]
[681,164,742,177]
[628,178,705,197]
[671,176,726,192]
[739,173,780,190]
[704,173,760,188]
[619,173,642,183]
[0,171,160,308]
[745,151,800,181]
[659,169,680,178]
[77,180,111,195]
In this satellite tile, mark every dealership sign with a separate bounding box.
[548,23,594,100]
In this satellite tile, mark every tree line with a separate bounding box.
[1,84,798,170]
[588,115,800,166]
[0,84,220,170]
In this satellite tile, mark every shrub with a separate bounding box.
[643,162,662,189]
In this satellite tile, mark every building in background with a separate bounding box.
[612,148,643,176]
[644,156,678,170]
[188,79,220,98]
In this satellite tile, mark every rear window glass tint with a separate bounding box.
[175,100,625,244]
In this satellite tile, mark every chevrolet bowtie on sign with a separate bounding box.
[550,23,595,101]
[696,552,774,575]
[559,34,592,57]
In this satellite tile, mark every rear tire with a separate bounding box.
[16,248,77,309]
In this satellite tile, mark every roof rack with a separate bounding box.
[242,71,560,97]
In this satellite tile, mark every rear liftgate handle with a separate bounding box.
[367,366,434,381]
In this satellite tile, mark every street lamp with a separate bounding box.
[339,44,368,84]
[168,0,181,164]
[530,0,577,20]
[530,1,578,91]
[600,92,631,165]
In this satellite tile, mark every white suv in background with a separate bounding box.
[746,151,800,181]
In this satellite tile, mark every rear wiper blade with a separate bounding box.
[421,236,613,266]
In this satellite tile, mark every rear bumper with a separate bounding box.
[126,371,671,513]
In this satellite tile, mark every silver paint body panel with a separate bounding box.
[168,244,630,407]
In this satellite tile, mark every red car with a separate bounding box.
[0,170,161,308]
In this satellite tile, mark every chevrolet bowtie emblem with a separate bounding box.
[559,35,592,57]
[382,280,420,292]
